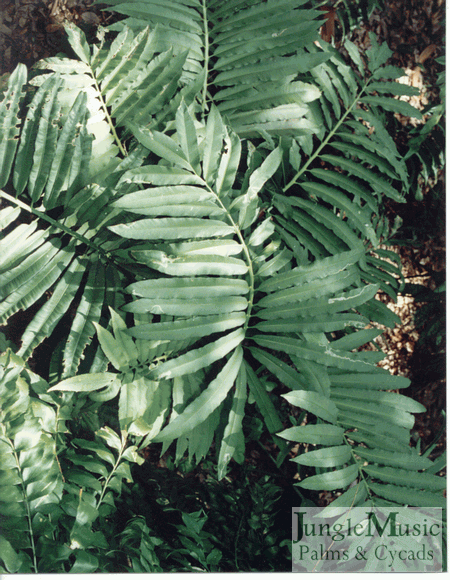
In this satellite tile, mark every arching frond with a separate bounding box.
[99,0,325,135]
[0,23,193,377]
[49,104,444,510]
[0,350,144,573]
[0,5,443,519]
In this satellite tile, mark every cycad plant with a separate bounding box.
[0,0,445,572]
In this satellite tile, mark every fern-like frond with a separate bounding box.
[1,6,443,519]
[83,104,285,472]
[0,64,27,189]
[71,105,406,489]
[56,425,144,558]
[98,0,204,84]
[0,350,145,573]
[0,22,193,375]
[209,0,326,136]
[267,36,421,330]
[254,269,443,507]
[35,81,444,510]
[32,24,197,179]
[0,351,63,573]
[99,0,326,135]
[275,335,446,507]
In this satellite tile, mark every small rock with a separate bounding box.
[81,12,100,25]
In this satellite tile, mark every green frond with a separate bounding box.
[0,64,27,189]
[103,106,293,457]
[129,312,247,341]
[118,376,171,436]
[300,180,378,246]
[62,261,106,379]
[282,390,338,424]
[0,240,70,323]
[327,485,370,515]
[328,372,410,390]
[258,248,365,293]
[0,221,47,274]
[58,426,143,558]
[154,345,243,442]
[127,276,249,299]
[267,39,414,328]
[296,464,359,491]
[363,465,446,491]
[109,112,251,387]
[0,24,176,372]
[149,328,245,381]
[209,1,326,136]
[17,256,86,360]
[278,424,345,446]
[255,286,379,321]
[30,24,194,183]
[0,205,20,228]
[251,219,440,507]
[100,0,325,135]
[256,268,361,308]
[0,352,63,573]
[253,335,377,373]
[354,448,433,471]
[101,0,204,82]
[334,399,416,430]
[49,372,118,393]
[0,4,443,520]
[0,211,127,372]
[368,483,446,509]
[163,371,205,461]
[291,445,352,468]
[249,347,309,391]
[217,361,247,479]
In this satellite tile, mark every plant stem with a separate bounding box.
[91,74,128,158]
[201,180,255,336]
[12,446,39,573]
[235,225,255,334]
[0,190,110,260]
[201,0,210,115]
[344,434,375,506]
[234,512,245,569]
[97,434,127,509]
[282,78,370,193]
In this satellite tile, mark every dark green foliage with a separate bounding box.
[0,0,445,572]
[0,351,145,573]
[405,54,445,202]
[116,453,294,572]
[334,0,382,37]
